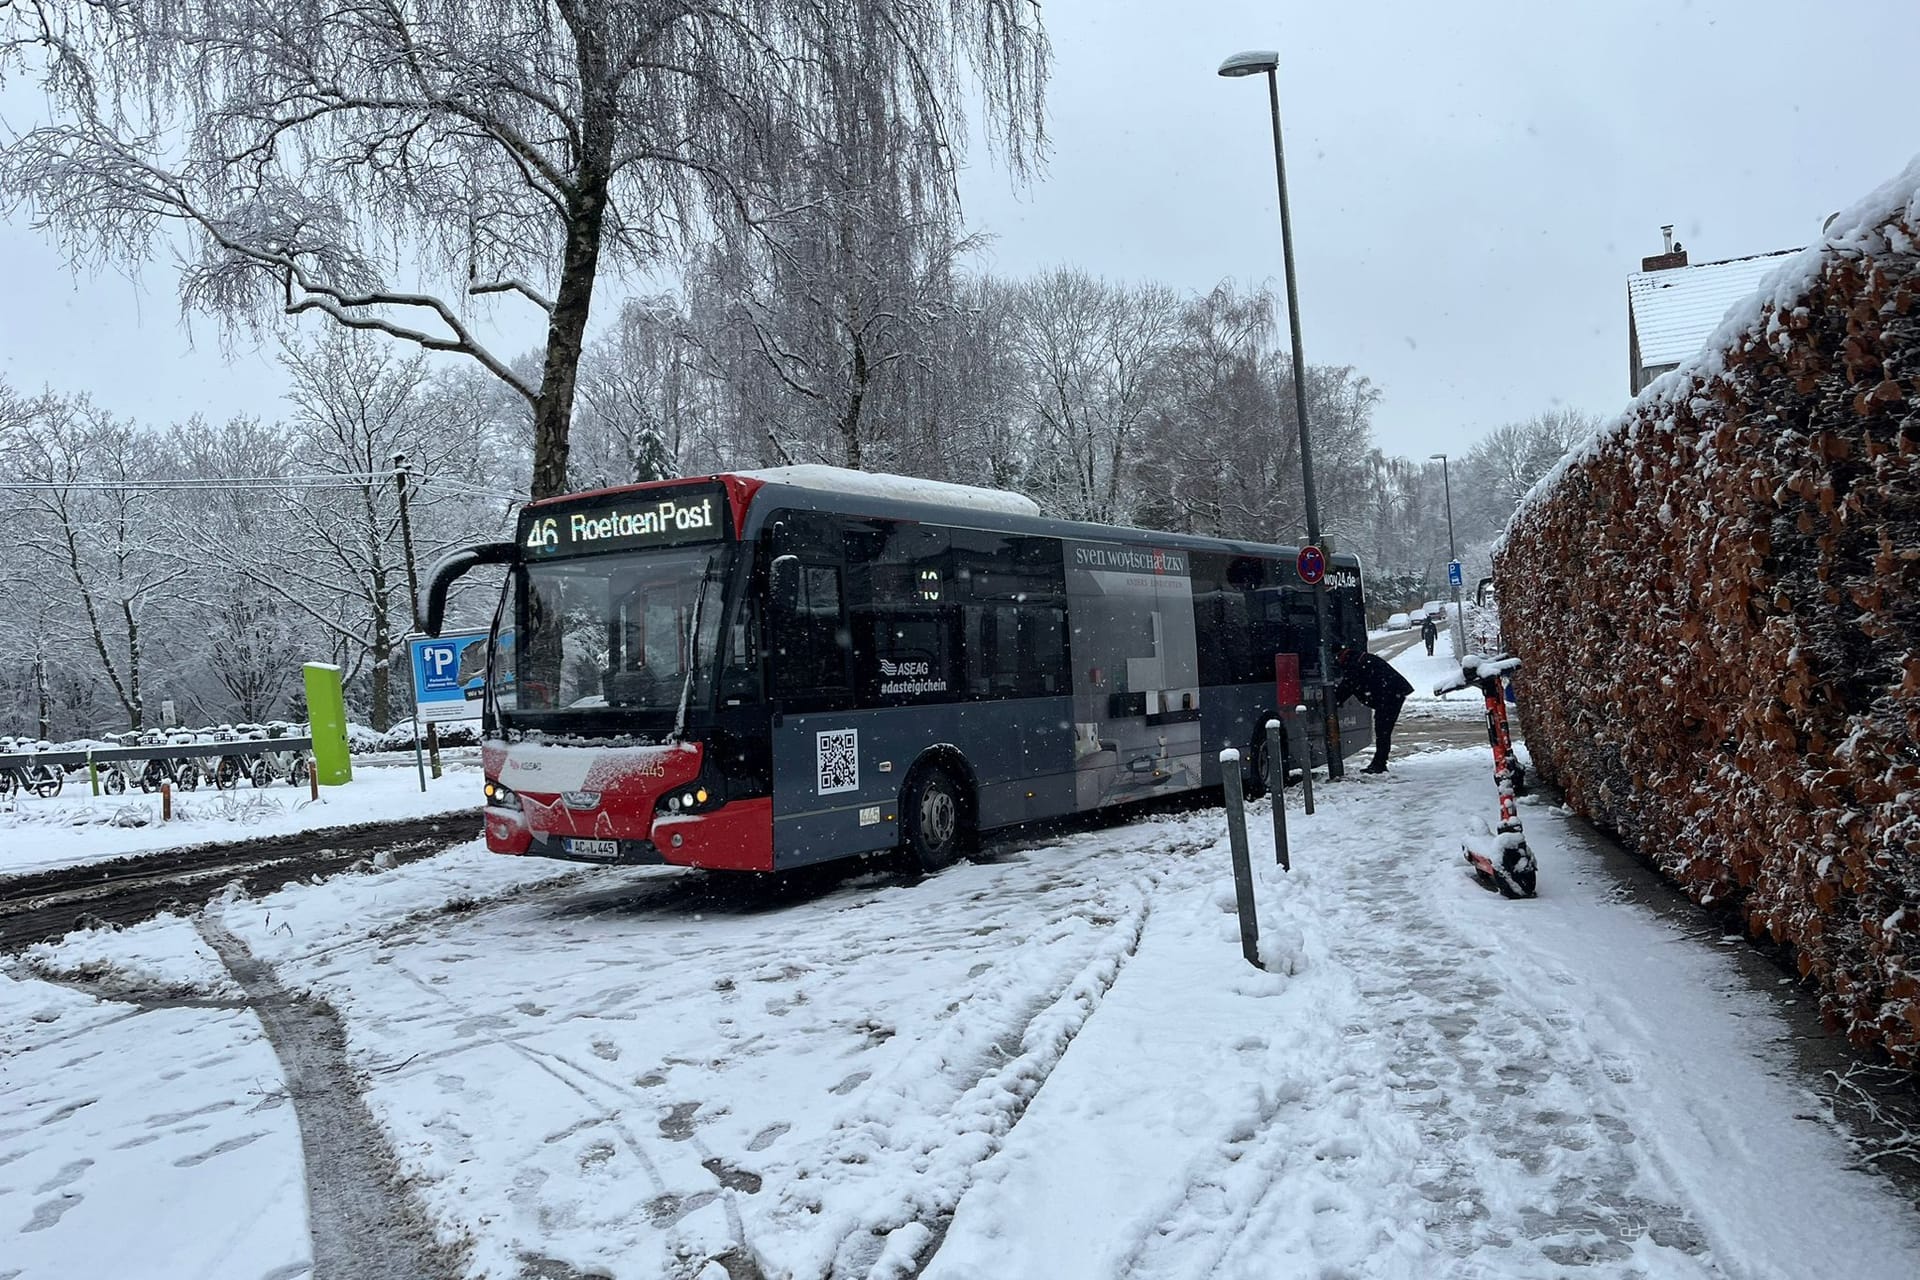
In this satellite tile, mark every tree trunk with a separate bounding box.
[57,514,137,728]
[840,318,869,471]
[34,656,51,740]
[370,568,392,733]
[532,185,611,499]
[123,599,143,730]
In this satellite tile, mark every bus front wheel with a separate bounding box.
[902,767,970,873]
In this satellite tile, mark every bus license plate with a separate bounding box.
[566,838,620,860]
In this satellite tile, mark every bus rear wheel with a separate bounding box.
[902,767,970,873]
[1243,728,1290,799]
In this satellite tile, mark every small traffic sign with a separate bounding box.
[1296,545,1326,585]
[1448,560,1463,588]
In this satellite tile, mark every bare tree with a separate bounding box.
[1463,407,1595,520]
[901,271,1028,486]
[1011,269,1177,522]
[177,332,502,727]
[6,393,191,730]
[572,295,703,486]
[1137,282,1281,537]
[163,414,310,724]
[2,0,1048,498]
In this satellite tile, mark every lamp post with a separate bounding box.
[1218,48,1342,779]
[1430,452,1463,656]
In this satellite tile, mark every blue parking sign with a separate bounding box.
[1448,560,1463,588]
[410,629,492,723]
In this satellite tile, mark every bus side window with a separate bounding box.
[764,513,853,705]
[716,584,760,704]
[774,565,847,696]
[951,528,1067,701]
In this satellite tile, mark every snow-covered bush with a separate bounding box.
[370,721,483,751]
[1496,157,1920,1065]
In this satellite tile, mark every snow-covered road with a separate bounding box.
[8,742,1920,1279]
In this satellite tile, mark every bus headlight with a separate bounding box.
[656,778,724,816]
[484,779,521,810]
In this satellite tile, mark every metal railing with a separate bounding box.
[0,734,316,798]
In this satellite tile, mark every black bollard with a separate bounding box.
[1220,748,1262,969]
[1291,704,1315,816]
[1264,719,1290,870]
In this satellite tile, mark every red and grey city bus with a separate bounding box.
[422,466,1370,873]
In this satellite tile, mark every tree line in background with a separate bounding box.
[0,269,1592,740]
[0,0,1594,739]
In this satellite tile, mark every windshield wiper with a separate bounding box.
[673,559,716,741]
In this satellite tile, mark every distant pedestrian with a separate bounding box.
[1333,643,1415,774]
[1420,615,1438,656]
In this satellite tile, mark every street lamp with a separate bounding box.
[1430,453,1463,656]
[1218,48,1343,778]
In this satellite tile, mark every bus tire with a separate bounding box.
[902,766,969,873]
[1244,724,1289,799]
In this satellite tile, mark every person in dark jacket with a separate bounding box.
[1420,615,1438,655]
[1333,643,1415,773]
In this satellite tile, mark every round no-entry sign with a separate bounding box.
[1296,544,1326,585]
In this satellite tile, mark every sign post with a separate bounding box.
[409,709,428,794]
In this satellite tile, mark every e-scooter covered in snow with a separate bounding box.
[1436,654,1537,898]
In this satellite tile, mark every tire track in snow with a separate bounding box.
[826,830,1222,1279]
[195,916,466,1280]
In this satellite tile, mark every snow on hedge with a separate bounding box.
[1494,153,1920,1063]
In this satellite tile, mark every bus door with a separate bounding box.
[763,512,874,866]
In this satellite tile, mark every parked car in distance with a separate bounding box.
[1386,612,1411,631]
[1423,599,1447,621]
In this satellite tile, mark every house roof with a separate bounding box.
[1628,248,1801,369]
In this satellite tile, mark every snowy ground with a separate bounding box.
[0,757,483,879]
[7,744,1920,1279]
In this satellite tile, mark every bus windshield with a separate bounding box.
[516,545,728,724]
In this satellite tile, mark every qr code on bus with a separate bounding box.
[815,729,860,795]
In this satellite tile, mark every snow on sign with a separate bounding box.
[1296,544,1326,585]
[409,629,492,723]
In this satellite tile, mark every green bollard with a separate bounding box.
[302,662,354,786]
[89,754,100,796]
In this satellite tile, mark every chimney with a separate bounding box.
[1640,224,1689,272]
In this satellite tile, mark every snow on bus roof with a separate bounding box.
[736,465,1043,518]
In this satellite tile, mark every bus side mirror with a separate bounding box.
[769,554,801,619]
[422,541,516,636]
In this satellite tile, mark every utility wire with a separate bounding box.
[1,472,527,502]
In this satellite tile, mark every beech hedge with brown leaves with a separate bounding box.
[1495,171,1920,1064]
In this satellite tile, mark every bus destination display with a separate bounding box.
[520,487,728,558]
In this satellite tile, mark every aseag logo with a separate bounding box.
[878,658,931,678]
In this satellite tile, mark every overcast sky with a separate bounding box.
[2,0,1914,463]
